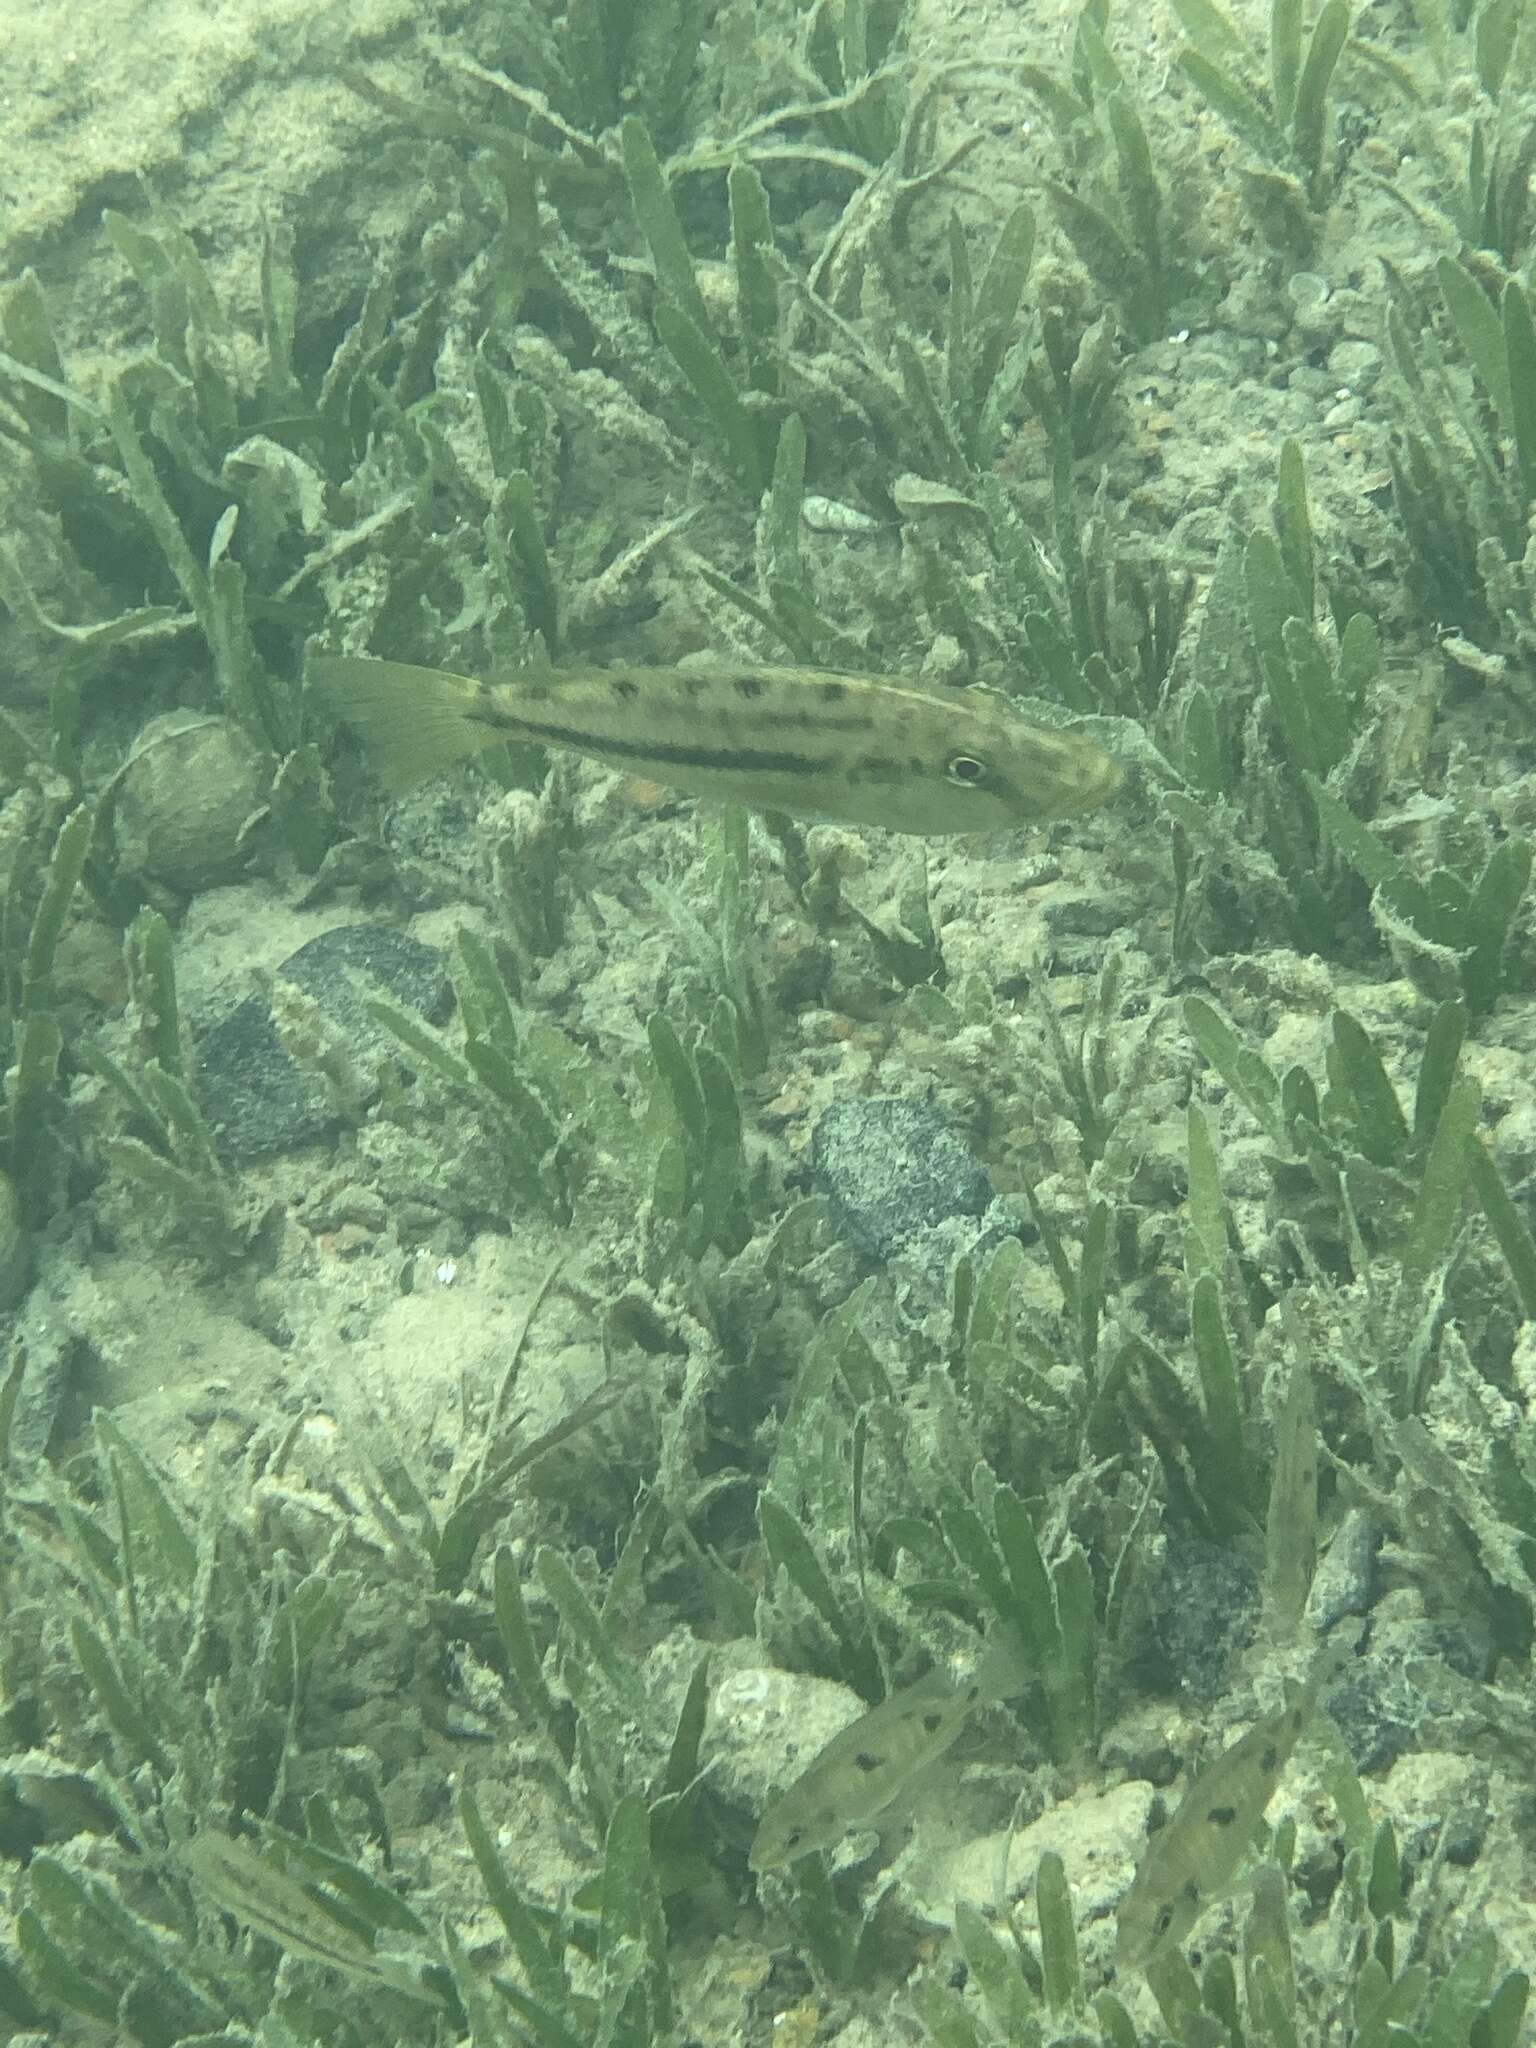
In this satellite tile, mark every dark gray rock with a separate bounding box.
[1307,1508,1381,1634]
[1323,1617,1492,1776]
[1439,1803,1490,1868]
[195,925,449,1161]
[1325,1664,1418,1778]
[1143,1536,1259,1701]
[1041,892,1129,937]
[810,1096,995,1267]
[6,1324,84,1461]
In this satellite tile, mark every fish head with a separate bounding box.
[874,707,1123,833]
[837,724,1122,834]
[1114,1868,1203,1971]
[981,720,1125,823]
[749,1787,846,1872]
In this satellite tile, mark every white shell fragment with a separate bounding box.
[801,494,883,533]
[1441,634,1507,683]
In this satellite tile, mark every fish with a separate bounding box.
[185,1832,438,2001]
[309,654,1122,835]
[1263,1316,1319,1638]
[1114,1665,1325,1973]
[749,1634,1028,1871]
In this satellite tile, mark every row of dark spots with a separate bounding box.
[607,667,870,726]
[733,671,858,710]
[723,671,871,735]
[609,670,757,702]
[732,671,848,706]
[603,667,877,742]
[532,683,928,788]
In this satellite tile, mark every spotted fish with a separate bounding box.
[1114,1666,1324,1972]
[310,654,1121,835]
[749,1635,1028,1871]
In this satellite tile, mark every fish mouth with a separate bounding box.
[1051,749,1125,815]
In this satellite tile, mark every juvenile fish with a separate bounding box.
[310,654,1121,836]
[750,1635,1027,1871]
[1114,1667,1323,1973]
[185,1833,436,2001]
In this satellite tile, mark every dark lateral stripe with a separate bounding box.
[501,713,837,779]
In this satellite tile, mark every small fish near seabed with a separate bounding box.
[1113,1663,1327,1974]
[309,653,1123,836]
[749,1634,1028,1872]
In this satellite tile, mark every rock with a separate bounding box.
[1307,1507,1381,1634]
[1324,1615,1490,1776]
[904,1780,1153,1934]
[706,1663,867,1820]
[810,1096,994,1264]
[7,1296,85,1460]
[195,924,449,1161]
[1041,891,1129,937]
[1141,1535,1259,1700]
[114,713,268,891]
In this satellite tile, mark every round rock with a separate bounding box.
[114,713,268,891]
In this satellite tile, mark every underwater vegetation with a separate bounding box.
[2,0,1536,2042]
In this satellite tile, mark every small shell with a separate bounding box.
[114,712,268,891]
[801,494,883,534]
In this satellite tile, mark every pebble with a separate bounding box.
[1042,892,1130,938]
[1328,339,1382,388]
[1307,1507,1381,1633]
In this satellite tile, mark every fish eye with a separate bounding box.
[946,753,990,788]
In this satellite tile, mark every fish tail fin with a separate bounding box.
[309,656,503,792]
[974,1625,1032,1703]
